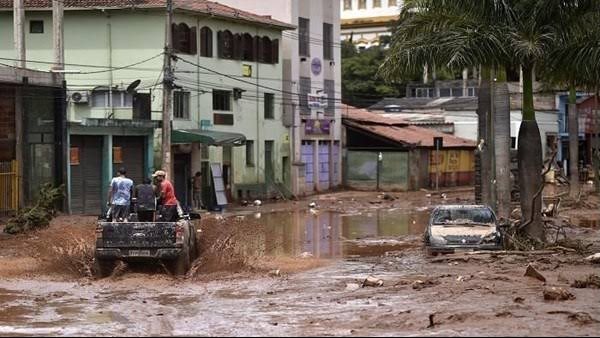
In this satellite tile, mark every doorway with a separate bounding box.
[174,153,191,208]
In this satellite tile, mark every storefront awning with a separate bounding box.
[171,129,246,146]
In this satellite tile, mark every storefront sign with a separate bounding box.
[305,119,331,135]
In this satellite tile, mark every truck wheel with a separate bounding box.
[169,225,191,276]
[93,258,116,278]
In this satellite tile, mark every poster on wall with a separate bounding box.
[305,119,331,135]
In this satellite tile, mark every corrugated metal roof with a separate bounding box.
[341,104,407,126]
[369,97,479,112]
[342,104,475,149]
[0,0,295,30]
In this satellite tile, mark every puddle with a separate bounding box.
[257,209,430,259]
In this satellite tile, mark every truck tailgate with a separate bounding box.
[100,222,177,248]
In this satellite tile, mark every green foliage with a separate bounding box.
[342,41,405,108]
[4,184,65,235]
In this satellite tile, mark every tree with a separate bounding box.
[341,41,405,108]
[380,0,600,242]
[542,5,600,198]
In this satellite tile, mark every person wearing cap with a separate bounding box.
[153,170,179,222]
[107,167,134,222]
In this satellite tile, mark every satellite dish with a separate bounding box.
[126,79,141,94]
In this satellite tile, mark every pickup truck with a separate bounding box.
[94,213,200,277]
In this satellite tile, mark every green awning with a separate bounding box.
[171,129,246,146]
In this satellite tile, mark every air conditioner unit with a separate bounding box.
[69,91,89,104]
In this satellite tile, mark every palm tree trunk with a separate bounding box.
[477,68,492,205]
[568,87,580,198]
[494,81,511,219]
[518,64,544,241]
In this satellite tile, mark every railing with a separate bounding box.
[0,160,19,216]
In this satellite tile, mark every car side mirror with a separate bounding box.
[188,212,201,220]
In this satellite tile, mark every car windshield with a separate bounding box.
[432,208,495,226]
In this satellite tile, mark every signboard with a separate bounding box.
[308,94,326,109]
[305,119,331,135]
[311,58,322,76]
[242,64,252,77]
[70,147,80,165]
[210,163,228,206]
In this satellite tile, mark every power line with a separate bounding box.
[0,53,163,74]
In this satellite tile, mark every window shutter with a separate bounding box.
[253,36,259,62]
[217,31,223,58]
[233,34,242,60]
[257,37,264,63]
[207,28,213,57]
[272,39,279,64]
[190,26,197,55]
[171,23,179,52]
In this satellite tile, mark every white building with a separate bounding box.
[218,0,343,196]
[341,0,402,49]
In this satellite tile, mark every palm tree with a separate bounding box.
[543,5,600,198]
[380,0,600,241]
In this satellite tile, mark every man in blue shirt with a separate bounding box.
[107,167,134,222]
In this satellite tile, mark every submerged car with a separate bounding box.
[424,205,503,255]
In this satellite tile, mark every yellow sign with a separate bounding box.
[242,64,252,77]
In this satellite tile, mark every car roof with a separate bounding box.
[432,205,493,210]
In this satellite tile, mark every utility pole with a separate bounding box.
[52,0,64,70]
[13,0,25,68]
[162,0,174,179]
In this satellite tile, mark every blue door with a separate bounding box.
[319,141,330,190]
[302,141,314,192]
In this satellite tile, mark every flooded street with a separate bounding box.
[1,191,599,336]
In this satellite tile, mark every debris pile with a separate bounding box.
[4,184,64,234]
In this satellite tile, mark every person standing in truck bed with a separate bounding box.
[107,168,134,222]
[153,170,179,222]
[134,178,156,222]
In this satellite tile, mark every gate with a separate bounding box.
[0,160,19,215]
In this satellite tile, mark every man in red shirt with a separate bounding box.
[152,170,179,222]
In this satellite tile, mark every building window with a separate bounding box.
[214,113,234,125]
[242,33,255,61]
[262,36,272,63]
[30,20,44,34]
[324,80,335,116]
[344,0,352,10]
[264,93,275,119]
[174,91,190,119]
[299,17,310,57]
[388,0,398,6]
[373,0,382,7]
[323,23,334,61]
[246,140,255,166]
[172,23,197,55]
[91,90,133,108]
[358,0,367,9]
[213,90,232,111]
[200,26,213,57]
[218,30,234,59]
[299,77,311,114]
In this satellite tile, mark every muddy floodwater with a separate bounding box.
[1,201,599,336]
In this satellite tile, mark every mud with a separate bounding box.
[0,189,599,336]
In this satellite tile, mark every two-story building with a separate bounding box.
[0,0,293,213]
